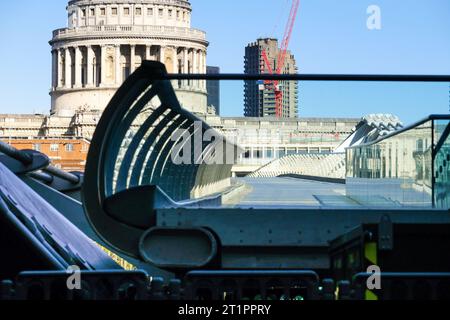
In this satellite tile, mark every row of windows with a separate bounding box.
[80,6,188,20]
[242,147,331,159]
[33,143,76,152]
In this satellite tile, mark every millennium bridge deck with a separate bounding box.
[226,177,411,209]
[227,177,354,208]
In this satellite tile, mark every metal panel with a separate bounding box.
[157,208,450,269]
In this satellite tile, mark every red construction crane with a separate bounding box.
[261,0,300,118]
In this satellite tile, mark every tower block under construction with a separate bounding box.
[244,38,299,118]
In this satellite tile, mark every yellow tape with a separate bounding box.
[95,242,137,271]
[365,242,378,265]
[365,289,379,301]
[365,242,379,300]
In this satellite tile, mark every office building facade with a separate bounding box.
[206,66,221,115]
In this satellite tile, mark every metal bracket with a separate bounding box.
[378,214,393,251]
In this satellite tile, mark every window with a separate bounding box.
[177,10,180,19]
[168,9,173,18]
[81,9,86,17]
[298,147,308,154]
[50,144,59,152]
[253,149,263,159]
[122,66,130,81]
[147,8,153,16]
[124,7,130,15]
[65,143,74,152]
[33,144,41,152]
[112,7,118,15]
[159,9,164,17]
[90,8,95,16]
[100,8,106,16]
[287,148,297,155]
[136,8,142,15]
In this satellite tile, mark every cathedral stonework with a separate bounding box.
[50,0,208,116]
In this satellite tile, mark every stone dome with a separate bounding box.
[50,0,208,117]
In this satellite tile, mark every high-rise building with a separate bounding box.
[206,66,220,115]
[244,38,298,118]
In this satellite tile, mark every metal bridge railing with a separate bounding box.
[3,271,449,300]
[82,61,242,261]
[350,272,450,300]
[183,270,321,300]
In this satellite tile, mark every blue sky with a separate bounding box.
[0,0,449,124]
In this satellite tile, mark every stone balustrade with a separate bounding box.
[68,0,191,8]
[52,25,207,42]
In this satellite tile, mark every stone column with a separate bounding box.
[192,49,198,88]
[86,46,94,87]
[100,45,106,85]
[74,46,82,88]
[64,47,72,89]
[203,51,207,89]
[159,45,165,63]
[203,51,207,72]
[193,49,198,74]
[172,47,177,74]
[57,49,63,88]
[183,48,188,73]
[51,50,57,89]
[199,50,203,74]
[130,45,136,73]
[115,44,121,85]
[200,50,205,90]
[146,45,151,61]
[182,48,188,88]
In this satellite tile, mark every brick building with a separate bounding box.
[4,138,90,172]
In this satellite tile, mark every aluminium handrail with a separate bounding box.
[153,73,450,82]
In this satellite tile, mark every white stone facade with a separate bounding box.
[50,0,208,116]
[0,111,100,139]
[0,111,359,176]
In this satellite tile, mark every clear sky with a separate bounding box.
[0,0,449,125]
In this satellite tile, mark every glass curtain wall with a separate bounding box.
[346,116,450,209]
[434,119,450,208]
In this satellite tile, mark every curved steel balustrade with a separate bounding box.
[83,61,240,258]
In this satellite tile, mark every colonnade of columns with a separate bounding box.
[51,44,207,91]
